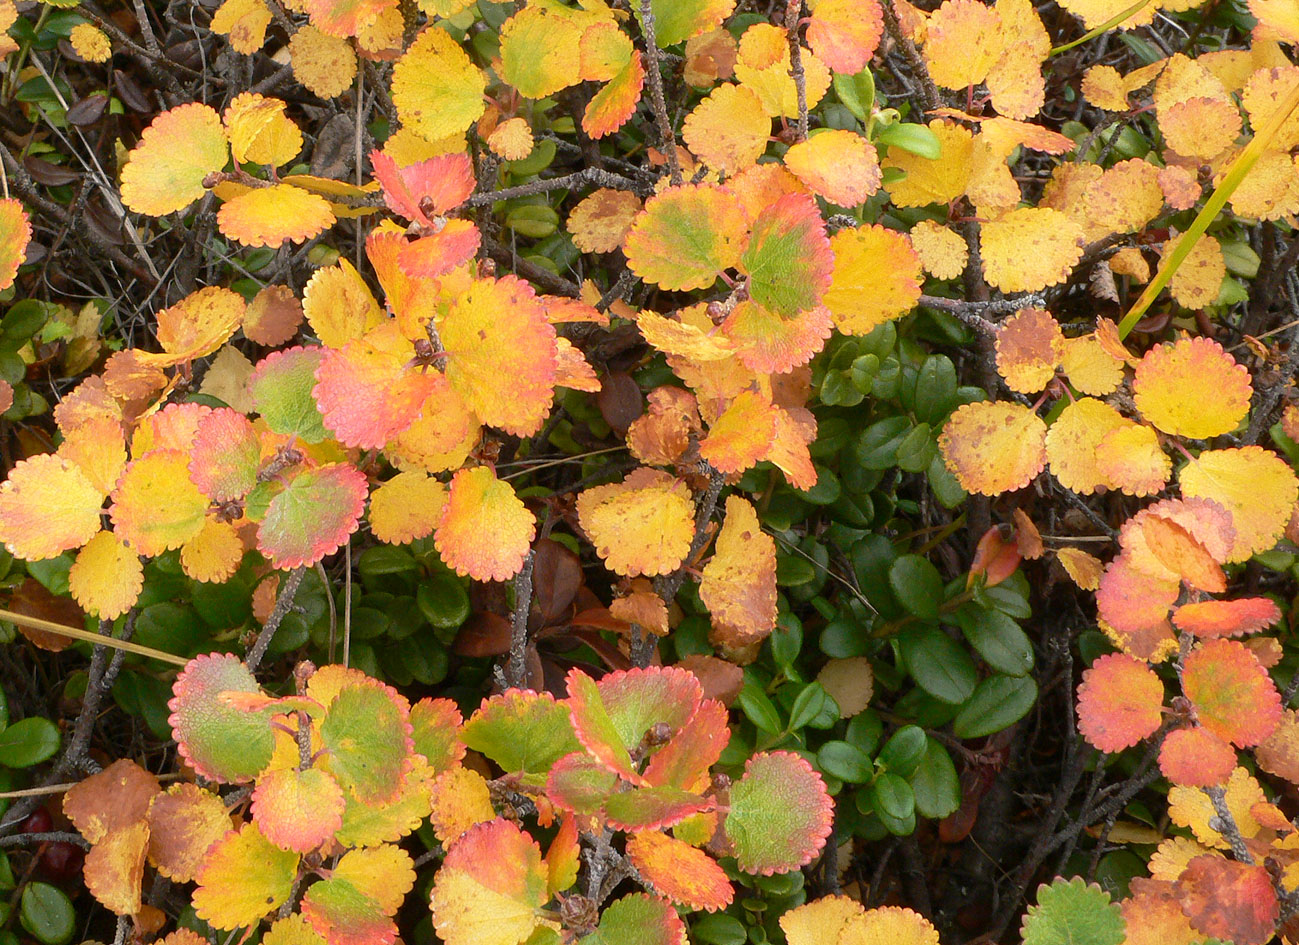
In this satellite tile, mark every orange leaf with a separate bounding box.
[625,830,733,912]
[1159,726,1235,787]
[700,496,777,646]
[1172,598,1282,638]
[938,401,1046,496]
[435,467,535,582]
[994,308,1064,394]
[0,454,104,561]
[1076,653,1165,753]
[0,198,32,292]
[218,183,336,248]
[783,130,881,207]
[1182,638,1282,747]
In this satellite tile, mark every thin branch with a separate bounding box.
[638,0,683,186]
[0,831,89,849]
[653,463,727,606]
[880,0,941,112]
[464,167,652,207]
[246,568,307,673]
[784,0,810,142]
[482,235,582,298]
[1206,784,1253,863]
[506,551,537,689]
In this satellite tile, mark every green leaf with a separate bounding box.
[0,717,60,768]
[899,626,977,704]
[358,545,417,577]
[817,740,873,782]
[738,684,783,736]
[871,771,914,821]
[845,711,883,756]
[875,121,942,159]
[913,355,958,424]
[953,606,1034,676]
[910,738,961,819]
[1021,876,1125,945]
[952,675,1038,739]
[788,683,831,732]
[691,914,747,945]
[877,725,927,777]
[856,416,911,469]
[20,882,75,945]
[889,555,943,621]
[833,68,875,122]
[460,690,579,788]
[417,573,471,631]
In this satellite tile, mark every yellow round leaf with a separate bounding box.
[1083,158,1164,235]
[980,207,1084,293]
[733,23,832,118]
[909,220,967,279]
[842,906,941,945]
[822,225,922,335]
[1060,332,1124,396]
[1045,397,1128,495]
[1095,424,1171,498]
[939,401,1046,496]
[435,467,535,582]
[487,117,534,162]
[69,531,142,619]
[1059,0,1157,27]
[70,23,111,62]
[781,896,864,945]
[370,471,448,545]
[0,454,104,561]
[392,27,487,142]
[575,468,695,577]
[218,183,336,248]
[881,120,973,208]
[193,823,299,930]
[181,518,246,583]
[303,259,384,348]
[1164,233,1226,310]
[109,450,210,557]
[681,83,770,175]
[1179,446,1299,563]
[223,93,303,167]
[1133,336,1251,438]
[922,0,1004,89]
[700,496,777,645]
[211,0,271,54]
[120,103,229,216]
[430,766,495,846]
[289,25,357,99]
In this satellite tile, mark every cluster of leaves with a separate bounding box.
[62,657,830,944]
[1,0,1299,941]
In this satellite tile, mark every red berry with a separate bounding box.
[19,807,52,835]
[36,842,84,884]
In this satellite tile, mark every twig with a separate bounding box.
[246,567,306,673]
[784,0,810,142]
[880,0,940,112]
[1206,784,1253,863]
[464,168,652,207]
[0,831,89,849]
[653,463,726,605]
[506,551,537,688]
[637,0,682,186]
[482,236,582,298]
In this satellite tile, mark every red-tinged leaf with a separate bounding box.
[721,301,833,374]
[435,466,536,582]
[1138,514,1226,594]
[333,845,416,917]
[806,0,883,73]
[1255,709,1299,786]
[244,284,304,347]
[623,183,749,291]
[319,677,413,805]
[643,699,730,791]
[579,666,704,773]
[429,819,555,945]
[584,52,646,138]
[724,751,833,875]
[441,275,557,437]
[1179,446,1299,563]
[257,463,367,569]
[545,815,580,897]
[1095,554,1179,643]
[700,390,778,476]
[249,346,331,443]
[625,831,733,912]
[0,453,104,561]
[84,821,148,917]
[547,750,621,819]
[252,767,345,853]
[410,697,466,777]
[145,783,233,884]
[334,759,434,848]
[370,149,474,225]
[737,192,833,316]
[301,878,397,945]
[0,198,33,292]
[1159,726,1235,787]
[1075,653,1165,753]
[1176,855,1278,945]
[604,785,714,831]
[168,653,275,783]
[63,759,161,844]
[303,0,397,38]
[192,823,299,930]
[577,892,687,945]
[189,408,260,501]
[460,689,581,788]
[1119,497,1236,577]
[565,669,640,783]
[782,130,882,207]
[314,327,437,449]
[1182,638,1282,747]
[397,220,482,278]
[1172,598,1282,638]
